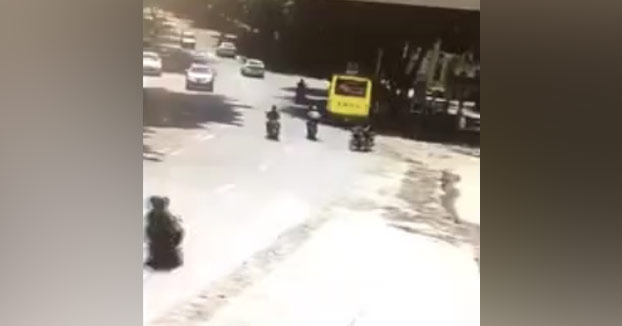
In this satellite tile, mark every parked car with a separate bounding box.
[180,31,196,49]
[143,51,162,76]
[217,33,237,46]
[215,42,236,58]
[185,64,215,91]
[241,59,265,78]
[456,103,480,133]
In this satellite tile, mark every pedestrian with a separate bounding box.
[145,196,184,271]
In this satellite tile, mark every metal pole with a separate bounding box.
[375,48,384,77]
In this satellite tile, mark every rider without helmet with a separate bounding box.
[267,105,280,120]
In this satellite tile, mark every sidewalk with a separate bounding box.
[149,138,480,326]
[203,211,480,326]
[196,141,479,326]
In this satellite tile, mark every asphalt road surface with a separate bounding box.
[143,19,377,324]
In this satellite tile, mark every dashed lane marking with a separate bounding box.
[196,133,215,141]
[169,149,183,156]
[215,183,236,194]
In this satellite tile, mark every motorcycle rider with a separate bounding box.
[145,196,184,270]
[306,105,321,139]
[267,105,280,121]
[350,123,374,149]
[266,105,281,138]
[307,105,321,121]
[296,79,307,102]
[297,78,306,92]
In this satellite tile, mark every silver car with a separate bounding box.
[181,31,196,49]
[241,59,265,78]
[215,42,237,58]
[143,51,162,76]
[185,64,215,91]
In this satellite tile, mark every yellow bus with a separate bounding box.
[326,74,372,119]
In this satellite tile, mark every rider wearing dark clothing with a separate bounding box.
[267,105,280,121]
[352,124,374,143]
[145,196,184,270]
[296,79,307,103]
[297,78,306,91]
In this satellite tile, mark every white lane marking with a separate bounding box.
[169,149,183,156]
[215,183,236,194]
[197,134,215,141]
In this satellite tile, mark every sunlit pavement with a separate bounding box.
[144,13,479,326]
[143,18,377,324]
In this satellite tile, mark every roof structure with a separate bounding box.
[345,0,480,11]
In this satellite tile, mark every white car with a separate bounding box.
[143,51,162,76]
[181,31,196,49]
[185,64,215,91]
[215,42,237,58]
[241,59,265,78]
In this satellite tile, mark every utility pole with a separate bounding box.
[375,48,384,77]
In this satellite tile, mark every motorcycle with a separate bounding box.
[349,128,374,152]
[145,196,184,271]
[266,119,281,140]
[306,120,318,140]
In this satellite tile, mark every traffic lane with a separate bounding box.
[144,148,372,319]
[144,23,372,323]
[143,104,375,325]
[143,67,252,160]
[209,54,329,116]
[145,36,363,216]
[194,28,220,50]
[144,86,245,128]
[143,144,374,325]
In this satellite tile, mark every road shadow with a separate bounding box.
[405,114,480,150]
[144,87,248,130]
[281,86,328,99]
[159,47,194,74]
[144,28,194,75]
[143,128,163,162]
[143,145,163,162]
[143,87,250,162]
[280,103,372,131]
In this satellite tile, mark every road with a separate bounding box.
[143,18,378,324]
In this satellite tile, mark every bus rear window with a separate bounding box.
[334,79,368,98]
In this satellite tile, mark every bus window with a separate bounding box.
[335,78,368,98]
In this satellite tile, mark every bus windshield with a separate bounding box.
[334,78,367,98]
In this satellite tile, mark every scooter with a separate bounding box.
[266,119,281,140]
[306,120,318,140]
[349,128,374,152]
